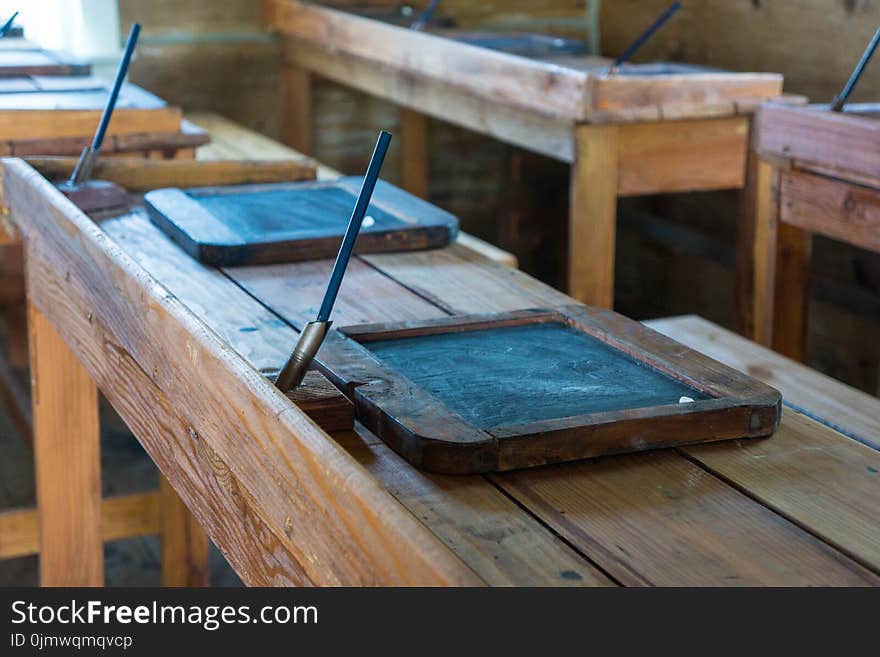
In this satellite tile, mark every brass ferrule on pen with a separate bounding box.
[274,320,332,392]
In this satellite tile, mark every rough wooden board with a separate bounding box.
[100,208,607,586]
[0,48,89,77]
[25,157,316,193]
[756,104,880,185]
[5,158,479,586]
[0,492,160,560]
[617,117,748,195]
[268,0,593,120]
[779,169,880,253]
[495,450,876,586]
[357,244,880,582]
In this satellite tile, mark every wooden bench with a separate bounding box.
[4,154,878,586]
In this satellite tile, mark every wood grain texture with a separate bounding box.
[617,117,748,195]
[496,450,876,586]
[756,104,880,186]
[29,301,103,586]
[5,158,479,586]
[268,0,592,120]
[0,492,160,561]
[647,315,880,571]
[569,124,617,307]
[144,178,457,266]
[779,170,880,253]
[321,306,779,473]
[280,63,312,154]
[24,157,316,192]
[736,149,778,344]
[100,207,606,586]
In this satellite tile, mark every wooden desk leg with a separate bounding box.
[160,476,210,587]
[29,301,103,586]
[399,108,429,199]
[736,150,779,345]
[569,124,618,308]
[281,63,313,154]
[771,223,812,361]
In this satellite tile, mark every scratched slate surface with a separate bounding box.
[193,187,406,241]
[363,322,708,429]
[450,32,589,58]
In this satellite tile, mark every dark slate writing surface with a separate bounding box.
[192,187,407,242]
[362,322,709,429]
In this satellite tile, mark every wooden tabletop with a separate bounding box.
[266,0,785,125]
[4,157,879,586]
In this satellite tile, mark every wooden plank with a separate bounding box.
[29,301,103,586]
[5,159,480,586]
[268,0,592,120]
[647,315,880,571]
[593,72,782,120]
[756,104,880,185]
[0,107,182,141]
[496,448,875,585]
[569,124,617,307]
[736,149,778,344]
[358,247,880,583]
[617,117,749,195]
[285,40,575,163]
[779,170,880,253]
[0,492,161,561]
[23,157,316,192]
[100,209,606,586]
[771,222,812,361]
[160,477,210,587]
[143,178,457,266]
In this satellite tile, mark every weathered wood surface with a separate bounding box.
[29,302,103,586]
[4,157,480,586]
[188,112,517,268]
[756,103,880,187]
[266,0,783,123]
[8,155,880,585]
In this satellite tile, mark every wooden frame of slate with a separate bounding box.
[316,305,782,474]
[144,177,459,265]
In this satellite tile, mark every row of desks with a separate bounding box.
[264,0,799,334]
[2,147,879,585]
